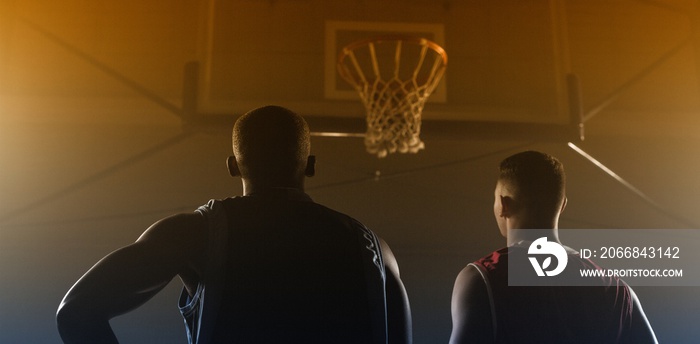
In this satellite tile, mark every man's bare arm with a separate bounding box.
[56,213,206,344]
[449,264,494,344]
[621,288,658,344]
[379,238,412,344]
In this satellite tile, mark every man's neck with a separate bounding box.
[241,179,304,196]
[506,227,560,247]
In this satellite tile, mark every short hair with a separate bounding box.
[498,151,566,215]
[232,105,310,180]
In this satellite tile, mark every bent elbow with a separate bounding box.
[56,301,101,341]
[56,301,80,337]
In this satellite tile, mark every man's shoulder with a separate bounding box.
[286,198,371,231]
[472,247,509,272]
[139,212,208,245]
[318,203,368,226]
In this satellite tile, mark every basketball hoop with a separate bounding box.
[337,36,447,157]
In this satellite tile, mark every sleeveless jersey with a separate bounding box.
[471,246,634,344]
[179,189,388,344]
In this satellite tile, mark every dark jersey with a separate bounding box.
[180,188,388,344]
[472,246,634,344]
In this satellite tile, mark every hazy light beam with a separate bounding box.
[568,142,699,228]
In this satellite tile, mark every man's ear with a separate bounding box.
[226,156,240,177]
[560,196,568,213]
[305,155,316,177]
[499,195,514,217]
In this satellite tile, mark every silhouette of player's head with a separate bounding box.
[228,105,314,187]
[495,151,566,232]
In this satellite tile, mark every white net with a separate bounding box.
[338,36,447,158]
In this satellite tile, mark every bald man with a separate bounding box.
[57,105,412,344]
